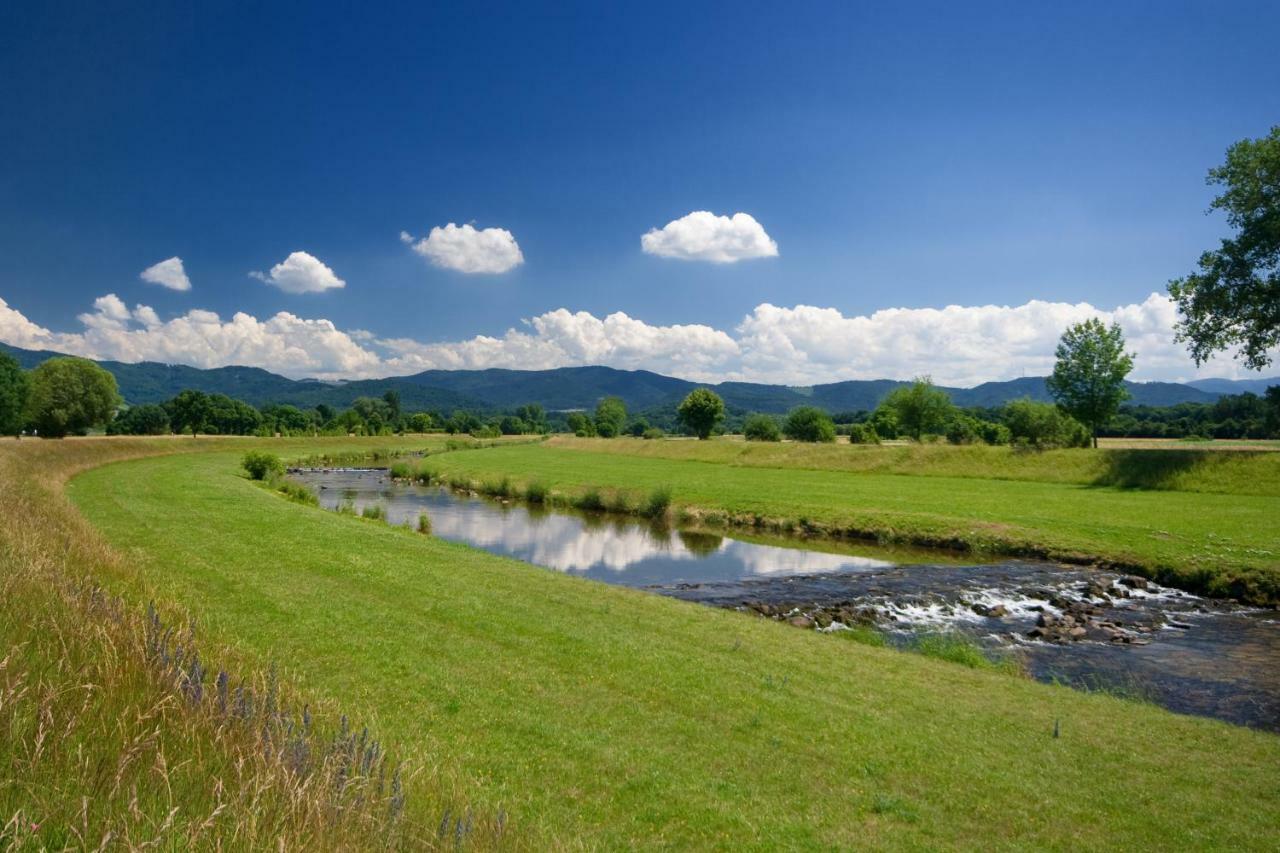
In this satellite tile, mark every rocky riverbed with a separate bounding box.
[656,561,1280,731]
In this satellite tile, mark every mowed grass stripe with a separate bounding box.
[69,450,1280,849]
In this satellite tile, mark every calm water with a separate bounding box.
[293,469,1280,731]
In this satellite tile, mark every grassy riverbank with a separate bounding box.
[60,441,1280,848]
[418,438,1280,604]
[0,436,503,851]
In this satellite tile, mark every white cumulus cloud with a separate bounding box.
[250,251,346,294]
[377,309,739,376]
[0,293,378,379]
[0,291,1274,385]
[403,223,524,274]
[641,211,779,263]
[139,256,192,291]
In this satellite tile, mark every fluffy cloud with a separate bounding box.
[402,223,524,274]
[731,293,1212,386]
[0,291,1273,385]
[139,256,192,291]
[0,293,378,379]
[641,211,779,263]
[250,251,346,294]
[377,309,739,376]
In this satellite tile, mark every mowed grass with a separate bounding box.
[69,448,1280,849]
[421,439,1280,604]
[541,436,1280,495]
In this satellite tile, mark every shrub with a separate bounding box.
[524,481,550,503]
[945,415,982,445]
[575,488,606,512]
[1003,399,1091,449]
[242,451,284,481]
[847,423,880,445]
[417,512,432,535]
[978,421,1012,446]
[606,491,634,513]
[642,426,665,440]
[783,407,836,443]
[361,503,387,521]
[743,414,782,442]
[388,461,412,480]
[641,486,673,519]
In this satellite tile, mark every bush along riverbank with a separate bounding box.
[387,459,1279,608]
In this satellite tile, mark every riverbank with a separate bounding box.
[65,441,1280,848]
[415,439,1280,605]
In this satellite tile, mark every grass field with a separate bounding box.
[416,437,1280,605]
[50,439,1280,848]
[1,436,505,851]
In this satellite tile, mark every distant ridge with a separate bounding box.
[3,341,1273,413]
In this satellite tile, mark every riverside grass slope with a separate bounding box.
[417,437,1280,605]
[0,437,507,852]
[58,438,1280,849]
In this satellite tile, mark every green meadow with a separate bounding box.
[32,437,1278,848]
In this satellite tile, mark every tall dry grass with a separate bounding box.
[0,437,507,850]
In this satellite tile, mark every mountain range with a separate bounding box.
[3,341,1274,415]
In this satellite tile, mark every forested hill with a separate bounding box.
[4,341,1269,414]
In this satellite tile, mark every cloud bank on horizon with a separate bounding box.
[1,291,1271,386]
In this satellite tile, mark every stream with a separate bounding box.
[292,468,1280,732]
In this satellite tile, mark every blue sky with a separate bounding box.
[1,1,1277,384]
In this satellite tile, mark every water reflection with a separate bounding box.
[295,469,894,585]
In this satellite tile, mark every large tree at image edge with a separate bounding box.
[1168,125,1280,370]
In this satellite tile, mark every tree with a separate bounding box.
[499,415,528,435]
[1002,399,1090,449]
[1046,318,1134,448]
[565,411,596,437]
[1168,126,1280,371]
[515,403,547,433]
[108,403,170,435]
[677,388,725,440]
[25,357,120,437]
[743,413,781,441]
[167,389,212,436]
[783,406,836,442]
[594,396,628,438]
[406,412,434,433]
[382,390,402,423]
[875,377,954,440]
[0,352,29,436]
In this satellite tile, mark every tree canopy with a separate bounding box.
[875,377,954,440]
[24,357,120,437]
[676,388,725,440]
[593,396,628,438]
[782,406,836,443]
[1168,126,1280,370]
[0,351,29,436]
[1046,318,1134,448]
